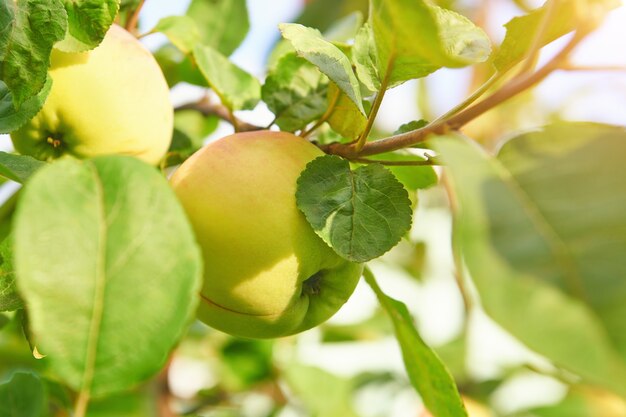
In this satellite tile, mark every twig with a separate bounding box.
[175,98,263,132]
[125,0,146,33]
[322,30,587,158]
[350,156,441,166]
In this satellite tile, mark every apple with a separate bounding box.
[10,24,173,165]
[170,131,363,338]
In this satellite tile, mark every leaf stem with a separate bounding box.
[300,86,341,138]
[125,0,146,34]
[175,98,263,132]
[518,0,558,74]
[354,56,394,152]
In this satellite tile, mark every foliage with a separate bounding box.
[0,0,624,416]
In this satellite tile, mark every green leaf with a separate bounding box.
[284,364,358,417]
[296,155,412,262]
[0,152,46,183]
[0,313,8,330]
[193,45,261,111]
[163,111,218,167]
[0,77,51,134]
[0,0,67,108]
[0,236,22,312]
[55,0,120,53]
[394,120,429,135]
[370,0,490,86]
[153,44,208,88]
[493,0,619,71]
[364,151,438,191]
[262,53,328,132]
[86,389,155,417]
[352,24,381,95]
[326,82,367,140]
[150,15,200,54]
[14,156,203,397]
[187,0,249,56]
[279,23,365,114]
[364,268,467,417]
[0,372,46,417]
[434,127,626,397]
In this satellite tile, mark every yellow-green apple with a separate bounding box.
[11,24,173,165]
[170,131,363,338]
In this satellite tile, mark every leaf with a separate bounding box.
[0,77,51,134]
[0,372,46,417]
[279,23,365,114]
[284,364,358,417]
[193,45,261,111]
[363,268,467,417]
[493,0,619,71]
[326,82,367,140]
[153,44,208,88]
[529,385,626,417]
[0,152,46,183]
[14,156,203,397]
[394,120,429,135]
[434,127,626,397]
[0,0,67,108]
[296,155,412,262]
[262,53,328,132]
[370,0,490,86]
[187,0,249,56]
[151,15,200,54]
[0,236,22,312]
[55,0,120,53]
[352,24,381,95]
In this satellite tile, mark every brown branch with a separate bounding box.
[322,30,587,158]
[125,0,146,33]
[350,157,441,166]
[157,359,178,417]
[176,97,264,132]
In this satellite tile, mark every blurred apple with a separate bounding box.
[11,24,173,165]
[170,131,363,338]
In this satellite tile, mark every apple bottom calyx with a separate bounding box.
[198,261,363,340]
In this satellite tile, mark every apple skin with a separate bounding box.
[11,24,173,165]
[170,131,363,338]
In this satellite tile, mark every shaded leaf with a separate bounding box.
[296,155,412,262]
[0,0,67,107]
[0,152,46,183]
[55,0,119,52]
[262,53,328,132]
[279,23,365,114]
[364,151,438,191]
[193,45,261,111]
[187,0,249,56]
[394,120,429,135]
[364,268,467,417]
[326,82,367,140]
[0,77,52,134]
[0,372,46,417]
[14,156,203,397]
[434,127,626,396]
[153,44,208,88]
[0,236,21,312]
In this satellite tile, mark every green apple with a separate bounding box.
[10,24,173,165]
[170,131,363,338]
